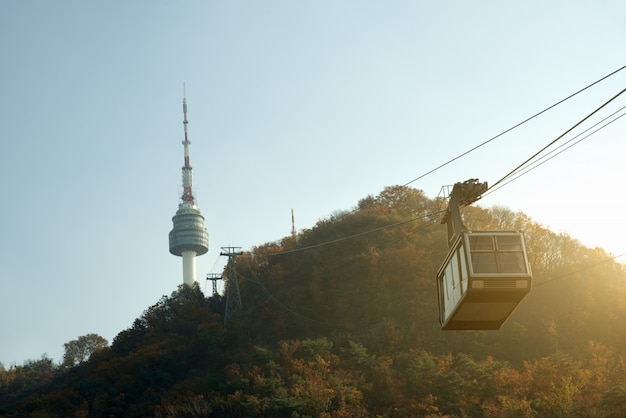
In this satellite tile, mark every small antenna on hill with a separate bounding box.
[291,208,296,237]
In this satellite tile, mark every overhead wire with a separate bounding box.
[262,90,626,261]
[403,64,626,187]
[213,67,626,313]
[316,65,626,230]
[238,215,444,328]
[236,232,626,327]
[204,255,225,293]
[259,208,447,258]
[231,212,449,327]
[206,255,223,274]
[239,224,626,328]
[236,269,349,328]
[246,76,626,261]
[487,87,626,193]
[219,70,626,327]
[484,104,626,197]
[534,252,626,288]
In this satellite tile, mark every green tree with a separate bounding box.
[62,333,108,367]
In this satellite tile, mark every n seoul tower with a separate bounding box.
[169,90,208,286]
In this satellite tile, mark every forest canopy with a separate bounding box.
[2,185,626,417]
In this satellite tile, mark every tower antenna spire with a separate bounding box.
[181,83,194,203]
[169,87,209,286]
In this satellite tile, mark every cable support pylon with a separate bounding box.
[221,247,243,326]
[206,273,223,296]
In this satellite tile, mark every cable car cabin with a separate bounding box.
[437,231,532,330]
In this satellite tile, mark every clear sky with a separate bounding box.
[1,1,626,366]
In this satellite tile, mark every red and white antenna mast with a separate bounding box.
[181,83,194,204]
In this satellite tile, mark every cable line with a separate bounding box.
[213,68,626,290]
[255,67,626,257]
[485,104,626,196]
[207,254,223,274]
[403,65,626,187]
[256,94,626,261]
[488,87,626,192]
[237,269,348,328]
[259,208,447,257]
[534,252,626,288]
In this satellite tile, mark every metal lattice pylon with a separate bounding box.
[206,273,222,296]
[221,247,243,326]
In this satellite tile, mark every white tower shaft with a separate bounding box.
[182,250,197,286]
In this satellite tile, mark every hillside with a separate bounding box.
[2,185,626,417]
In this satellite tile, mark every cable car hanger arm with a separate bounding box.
[441,179,488,246]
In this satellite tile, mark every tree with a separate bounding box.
[358,184,432,218]
[7,186,626,416]
[62,333,108,367]
[600,385,626,418]
[0,354,58,413]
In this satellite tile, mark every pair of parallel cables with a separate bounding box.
[260,65,626,258]
[208,65,626,292]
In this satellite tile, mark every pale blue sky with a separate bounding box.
[1,1,626,365]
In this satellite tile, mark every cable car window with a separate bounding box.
[495,235,523,251]
[459,243,468,292]
[468,233,528,275]
[469,235,494,250]
[497,252,527,273]
[451,252,460,291]
[445,263,452,299]
[471,253,498,273]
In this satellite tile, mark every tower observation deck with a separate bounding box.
[169,92,208,286]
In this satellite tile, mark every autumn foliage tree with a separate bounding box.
[4,185,626,416]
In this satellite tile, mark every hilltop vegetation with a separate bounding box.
[2,185,626,417]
